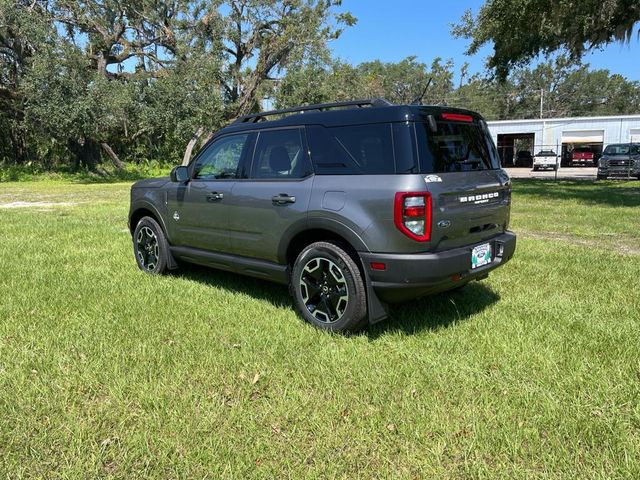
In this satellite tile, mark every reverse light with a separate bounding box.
[394,192,432,242]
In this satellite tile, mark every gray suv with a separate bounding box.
[129,99,517,332]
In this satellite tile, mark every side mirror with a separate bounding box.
[170,165,189,183]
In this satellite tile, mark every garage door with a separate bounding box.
[561,130,604,143]
[631,129,640,143]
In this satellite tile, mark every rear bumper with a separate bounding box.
[359,232,517,303]
[534,160,558,168]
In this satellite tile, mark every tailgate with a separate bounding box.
[425,169,512,251]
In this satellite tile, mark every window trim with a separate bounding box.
[307,122,397,175]
[188,132,253,181]
[247,126,314,181]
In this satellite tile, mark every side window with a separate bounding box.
[307,124,395,175]
[193,134,249,180]
[251,129,312,179]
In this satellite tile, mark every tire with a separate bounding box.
[133,216,169,275]
[533,166,539,171]
[597,175,607,180]
[291,241,367,333]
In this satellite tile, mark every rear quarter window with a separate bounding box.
[306,123,396,175]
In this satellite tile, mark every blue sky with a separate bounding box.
[331,0,640,81]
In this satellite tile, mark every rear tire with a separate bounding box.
[291,241,367,333]
[133,216,169,275]
[597,175,607,180]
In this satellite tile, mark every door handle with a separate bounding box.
[271,194,296,205]
[206,192,224,202]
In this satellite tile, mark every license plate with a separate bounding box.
[471,243,492,269]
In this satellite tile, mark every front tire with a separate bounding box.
[133,216,169,275]
[291,241,367,333]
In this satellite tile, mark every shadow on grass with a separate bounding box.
[513,178,640,208]
[366,283,500,338]
[174,263,499,336]
[173,263,293,308]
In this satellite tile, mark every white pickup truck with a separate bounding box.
[533,150,560,171]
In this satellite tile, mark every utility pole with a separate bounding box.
[540,88,544,119]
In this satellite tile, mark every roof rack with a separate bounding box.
[234,98,393,124]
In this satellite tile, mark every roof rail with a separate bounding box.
[233,98,393,124]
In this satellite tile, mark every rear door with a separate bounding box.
[414,115,512,251]
[227,127,314,262]
[167,132,253,252]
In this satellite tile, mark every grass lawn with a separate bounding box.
[1,178,639,478]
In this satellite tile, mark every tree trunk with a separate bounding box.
[100,142,125,170]
[9,127,27,164]
[68,138,101,172]
[182,126,205,166]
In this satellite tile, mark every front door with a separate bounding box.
[168,132,252,253]
[228,128,314,262]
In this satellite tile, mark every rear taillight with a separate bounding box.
[394,192,432,242]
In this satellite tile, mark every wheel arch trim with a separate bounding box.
[129,201,169,238]
[278,217,370,265]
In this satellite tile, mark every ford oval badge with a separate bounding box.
[437,220,451,229]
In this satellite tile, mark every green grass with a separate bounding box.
[0,162,173,183]
[0,178,639,478]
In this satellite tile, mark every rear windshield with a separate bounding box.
[415,120,500,173]
[604,144,640,155]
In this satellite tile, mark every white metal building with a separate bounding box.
[486,114,640,166]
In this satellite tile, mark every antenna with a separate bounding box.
[411,77,433,105]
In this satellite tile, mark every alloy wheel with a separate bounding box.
[299,257,349,323]
[136,226,159,271]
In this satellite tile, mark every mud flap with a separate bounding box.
[164,239,179,270]
[361,262,389,324]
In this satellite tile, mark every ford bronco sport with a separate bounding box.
[129,99,516,332]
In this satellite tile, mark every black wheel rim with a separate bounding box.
[299,257,349,324]
[136,226,159,271]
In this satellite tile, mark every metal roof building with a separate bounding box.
[486,114,640,166]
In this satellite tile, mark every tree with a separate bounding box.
[274,56,455,109]
[448,56,640,120]
[48,0,218,169]
[0,0,51,164]
[447,75,515,120]
[181,0,356,164]
[453,0,640,79]
[1,1,353,170]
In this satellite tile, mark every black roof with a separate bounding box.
[216,99,481,137]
